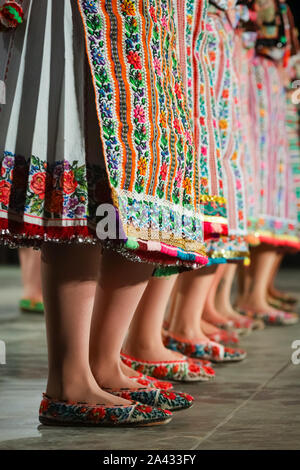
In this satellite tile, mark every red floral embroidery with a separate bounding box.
[30,172,46,199]
[127,50,142,70]
[61,171,78,195]
[153,365,168,378]
[0,180,11,205]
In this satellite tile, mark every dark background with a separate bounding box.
[0,1,299,267]
[287,0,300,32]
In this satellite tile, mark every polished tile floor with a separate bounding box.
[0,266,299,450]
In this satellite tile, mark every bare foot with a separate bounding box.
[202,306,233,328]
[201,319,222,335]
[46,374,132,406]
[238,297,281,314]
[122,341,186,362]
[216,304,248,322]
[92,363,157,390]
[120,361,140,377]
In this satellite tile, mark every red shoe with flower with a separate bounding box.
[207,328,239,345]
[39,393,172,427]
[238,308,299,326]
[121,352,215,382]
[163,331,247,363]
[129,372,173,390]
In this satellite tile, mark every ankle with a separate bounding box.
[46,372,94,402]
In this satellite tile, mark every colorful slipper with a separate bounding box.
[129,373,173,390]
[39,393,172,427]
[239,309,299,326]
[208,329,239,345]
[103,388,194,412]
[19,298,44,314]
[121,352,215,382]
[231,316,254,336]
[163,332,247,363]
[272,294,298,306]
[267,297,294,312]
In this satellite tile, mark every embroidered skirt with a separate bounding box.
[286,86,300,244]
[0,0,208,267]
[246,55,299,249]
[175,0,229,250]
[203,3,249,262]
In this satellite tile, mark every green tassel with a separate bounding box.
[6,6,23,24]
[124,237,139,250]
[153,266,181,277]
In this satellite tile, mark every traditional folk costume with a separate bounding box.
[284,3,300,242]
[245,0,300,249]
[0,0,209,268]
[175,0,248,263]
[205,0,249,262]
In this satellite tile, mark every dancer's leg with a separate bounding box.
[168,266,217,341]
[239,245,279,312]
[202,264,233,327]
[19,248,43,302]
[42,243,130,405]
[123,275,184,361]
[214,263,245,320]
[90,250,153,389]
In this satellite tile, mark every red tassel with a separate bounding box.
[0,2,24,30]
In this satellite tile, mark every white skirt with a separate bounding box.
[0,0,108,246]
[0,0,208,268]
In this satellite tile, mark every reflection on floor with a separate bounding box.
[0,266,300,450]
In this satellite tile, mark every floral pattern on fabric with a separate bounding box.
[105,388,194,411]
[0,152,107,225]
[205,4,248,259]
[120,352,215,381]
[239,309,299,326]
[39,394,172,426]
[163,333,247,362]
[77,0,207,263]
[176,0,228,237]
[130,373,173,390]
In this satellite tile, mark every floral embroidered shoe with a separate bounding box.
[163,332,247,363]
[231,316,254,336]
[267,297,294,312]
[121,352,215,382]
[239,309,299,326]
[208,329,240,345]
[129,372,173,390]
[39,394,172,427]
[103,388,194,412]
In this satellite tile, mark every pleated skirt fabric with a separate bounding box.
[205,5,249,262]
[175,0,229,246]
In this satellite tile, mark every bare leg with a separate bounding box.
[238,245,280,312]
[123,275,185,362]
[235,260,252,308]
[90,250,154,389]
[202,264,233,327]
[215,263,245,320]
[168,266,217,341]
[41,243,130,405]
[19,247,43,302]
[267,251,296,301]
